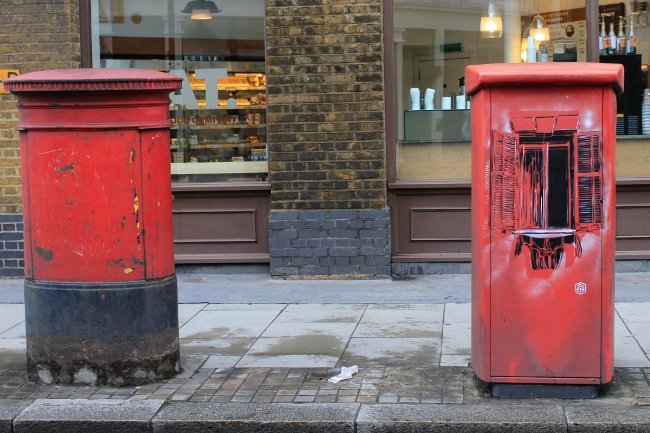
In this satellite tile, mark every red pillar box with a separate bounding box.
[4,69,182,385]
[466,63,623,390]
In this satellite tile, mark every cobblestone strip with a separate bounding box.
[0,366,471,404]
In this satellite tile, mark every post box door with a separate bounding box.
[487,87,605,381]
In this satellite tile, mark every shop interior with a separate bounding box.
[394,0,650,181]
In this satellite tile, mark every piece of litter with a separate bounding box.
[328,365,359,383]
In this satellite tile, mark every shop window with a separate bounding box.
[90,0,267,184]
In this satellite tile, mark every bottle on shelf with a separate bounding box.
[599,16,607,55]
[627,18,637,53]
[600,15,612,54]
[608,21,617,54]
[618,16,627,54]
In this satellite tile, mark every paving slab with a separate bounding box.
[564,406,650,432]
[340,338,441,367]
[0,404,27,433]
[179,310,280,339]
[13,398,164,433]
[152,402,360,433]
[356,403,567,433]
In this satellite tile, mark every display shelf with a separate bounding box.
[171,161,267,175]
[173,123,266,130]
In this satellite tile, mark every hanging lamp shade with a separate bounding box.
[480,0,503,38]
[529,12,550,41]
[181,0,222,19]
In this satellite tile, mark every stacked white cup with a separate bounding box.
[441,97,452,110]
[526,36,537,63]
[410,88,421,110]
[424,88,435,110]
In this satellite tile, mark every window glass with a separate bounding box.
[394,0,597,181]
[90,0,267,183]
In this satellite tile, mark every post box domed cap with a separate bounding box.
[465,63,624,96]
[3,68,182,92]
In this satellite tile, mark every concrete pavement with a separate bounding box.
[0,270,648,431]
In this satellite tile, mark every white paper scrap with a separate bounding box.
[328,365,359,383]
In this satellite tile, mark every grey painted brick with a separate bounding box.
[269,248,298,258]
[330,266,361,275]
[268,221,284,230]
[351,256,365,266]
[312,248,328,257]
[320,220,335,229]
[364,221,374,229]
[269,239,289,249]
[5,260,18,267]
[335,257,350,266]
[321,239,337,248]
[299,249,314,257]
[292,258,307,267]
[298,230,327,239]
[269,230,298,239]
[349,238,364,248]
[307,239,322,248]
[305,258,320,266]
[333,220,350,229]
[0,251,23,259]
[329,210,358,219]
[306,220,322,229]
[299,211,327,220]
[349,220,365,229]
[374,256,391,266]
[269,212,297,221]
[360,229,389,239]
[300,266,329,276]
[359,209,389,219]
[292,239,309,248]
[270,258,284,267]
[4,242,18,250]
[328,229,357,238]
[360,266,390,275]
[1,224,16,231]
[319,257,335,266]
[330,248,359,257]
[373,219,390,229]
[271,266,299,276]
[0,233,22,241]
[0,214,23,223]
[361,247,390,256]
[291,220,306,230]
[0,268,24,277]
[376,238,390,247]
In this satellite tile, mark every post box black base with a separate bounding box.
[492,384,598,399]
[24,276,180,386]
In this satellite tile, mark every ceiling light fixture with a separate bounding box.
[480,0,503,38]
[181,0,222,20]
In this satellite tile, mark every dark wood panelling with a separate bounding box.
[389,182,650,262]
[174,209,258,243]
[172,187,270,263]
[389,186,472,261]
[410,208,471,241]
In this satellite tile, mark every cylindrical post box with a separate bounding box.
[4,69,182,386]
[466,63,623,391]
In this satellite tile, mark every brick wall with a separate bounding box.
[0,0,80,277]
[265,0,389,278]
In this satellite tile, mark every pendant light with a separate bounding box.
[181,0,222,20]
[480,0,503,38]
[529,12,550,41]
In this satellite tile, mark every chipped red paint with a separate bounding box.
[5,69,182,282]
[467,63,622,385]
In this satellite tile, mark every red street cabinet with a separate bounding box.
[466,63,623,386]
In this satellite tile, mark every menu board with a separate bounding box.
[539,8,587,62]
